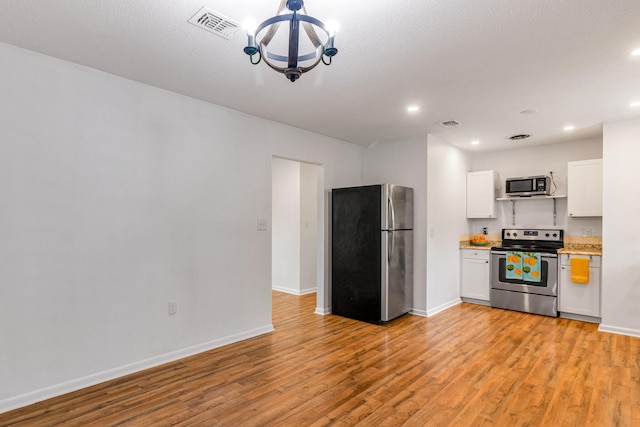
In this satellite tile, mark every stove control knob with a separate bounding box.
[506,232,511,237]
[513,232,518,237]
[553,233,558,237]
[545,233,550,237]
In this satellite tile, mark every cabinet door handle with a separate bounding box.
[486,261,489,264]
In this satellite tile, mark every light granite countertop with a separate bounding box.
[557,244,602,256]
[459,241,499,251]
[459,235,602,256]
[559,236,602,256]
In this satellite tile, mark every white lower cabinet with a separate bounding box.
[559,254,601,319]
[460,249,491,302]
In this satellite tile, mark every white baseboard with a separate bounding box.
[315,307,331,315]
[426,298,462,317]
[0,324,274,415]
[410,308,428,317]
[598,324,640,338]
[559,312,601,324]
[460,297,491,307]
[272,285,316,296]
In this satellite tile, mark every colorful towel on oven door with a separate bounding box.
[505,251,523,280]
[522,252,541,282]
[505,252,541,282]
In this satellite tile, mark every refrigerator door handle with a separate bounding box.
[388,196,396,230]
[388,231,394,263]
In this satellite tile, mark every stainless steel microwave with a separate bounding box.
[505,175,551,197]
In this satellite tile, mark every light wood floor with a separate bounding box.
[2,291,639,426]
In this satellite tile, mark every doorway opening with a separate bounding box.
[271,157,326,313]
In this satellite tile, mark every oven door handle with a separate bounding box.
[491,250,557,259]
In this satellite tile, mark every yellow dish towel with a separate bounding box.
[571,257,590,284]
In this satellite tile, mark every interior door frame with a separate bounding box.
[270,156,327,314]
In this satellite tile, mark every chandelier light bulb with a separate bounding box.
[326,20,339,37]
[243,18,258,36]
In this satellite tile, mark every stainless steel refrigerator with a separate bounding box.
[331,184,413,324]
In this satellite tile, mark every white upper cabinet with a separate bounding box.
[466,170,496,218]
[567,159,603,217]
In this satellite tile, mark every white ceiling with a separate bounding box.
[0,0,639,152]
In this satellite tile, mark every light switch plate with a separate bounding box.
[168,301,177,315]
[257,219,268,231]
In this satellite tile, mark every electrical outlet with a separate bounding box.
[168,301,177,315]
[482,227,488,235]
[582,229,592,237]
[257,219,268,231]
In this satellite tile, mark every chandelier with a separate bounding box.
[243,0,338,82]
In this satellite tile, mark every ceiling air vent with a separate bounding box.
[438,120,461,128]
[508,134,532,141]
[188,7,240,40]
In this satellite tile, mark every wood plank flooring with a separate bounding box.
[2,291,639,426]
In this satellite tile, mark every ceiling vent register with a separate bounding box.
[438,120,461,128]
[189,7,240,40]
[508,134,531,140]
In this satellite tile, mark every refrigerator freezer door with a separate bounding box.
[383,185,414,230]
[382,230,413,321]
[331,185,383,323]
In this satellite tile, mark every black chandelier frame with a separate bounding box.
[243,0,338,82]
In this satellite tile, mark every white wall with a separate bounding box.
[271,158,301,293]
[426,136,470,315]
[362,137,428,313]
[469,138,603,236]
[300,163,318,294]
[0,42,363,412]
[600,118,640,337]
[271,159,318,295]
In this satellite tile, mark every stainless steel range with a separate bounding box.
[490,229,564,317]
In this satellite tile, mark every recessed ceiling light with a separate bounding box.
[407,106,419,113]
[631,48,640,56]
[520,109,539,115]
[563,125,575,131]
[631,101,640,108]
[471,140,480,145]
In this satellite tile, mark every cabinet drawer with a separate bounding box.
[560,254,601,268]
[461,249,490,260]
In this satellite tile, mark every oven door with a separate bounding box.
[490,250,558,296]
